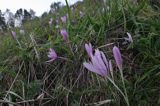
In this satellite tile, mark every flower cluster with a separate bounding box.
[83,47,109,77]
[83,43,123,77]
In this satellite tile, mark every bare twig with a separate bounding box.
[0,100,16,105]
[97,43,114,49]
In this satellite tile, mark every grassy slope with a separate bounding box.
[0,0,160,105]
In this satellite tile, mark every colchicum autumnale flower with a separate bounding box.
[83,49,109,77]
[61,15,67,23]
[49,18,53,25]
[11,31,16,38]
[46,48,58,62]
[124,32,133,43]
[60,29,68,41]
[113,46,123,71]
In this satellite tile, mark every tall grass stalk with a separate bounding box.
[106,76,129,106]
[119,68,129,106]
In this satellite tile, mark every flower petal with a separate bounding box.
[100,51,109,69]
[47,48,58,62]
[85,43,93,57]
[60,29,68,41]
[113,46,123,71]
[83,62,104,76]
[124,32,133,43]
[94,49,107,73]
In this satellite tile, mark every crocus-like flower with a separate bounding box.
[85,43,93,57]
[61,16,67,23]
[113,46,123,71]
[83,49,109,77]
[60,29,68,41]
[46,48,58,62]
[49,18,53,25]
[11,31,22,47]
[11,31,16,38]
[124,32,133,43]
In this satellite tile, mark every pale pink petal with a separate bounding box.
[91,55,106,76]
[47,48,58,62]
[85,43,93,57]
[83,62,104,76]
[49,49,57,58]
[61,16,67,23]
[60,29,68,41]
[91,55,103,71]
[94,49,107,72]
[101,51,109,68]
[113,46,123,71]
[11,31,16,38]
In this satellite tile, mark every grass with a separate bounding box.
[0,0,160,105]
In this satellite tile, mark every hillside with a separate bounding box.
[0,0,160,105]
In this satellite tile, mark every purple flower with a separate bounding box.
[61,16,67,23]
[11,31,16,38]
[113,46,123,71]
[60,29,68,41]
[46,48,58,62]
[49,18,53,25]
[124,32,133,43]
[83,49,109,77]
[85,43,93,57]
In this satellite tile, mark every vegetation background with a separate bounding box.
[0,0,160,105]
